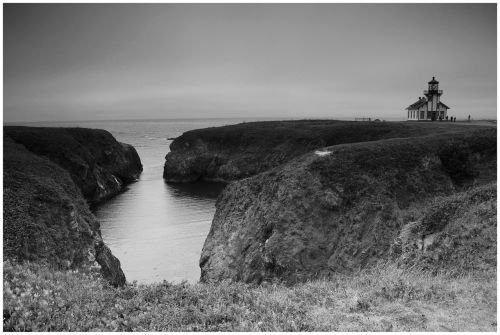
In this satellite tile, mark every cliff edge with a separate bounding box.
[5,126,143,205]
[163,120,485,183]
[4,126,143,286]
[200,128,496,284]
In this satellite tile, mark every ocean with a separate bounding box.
[12,118,264,283]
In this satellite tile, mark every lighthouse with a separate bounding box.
[425,77,442,120]
[406,77,450,121]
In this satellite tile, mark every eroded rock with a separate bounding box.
[3,127,141,286]
[5,126,143,205]
[200,129,496,284]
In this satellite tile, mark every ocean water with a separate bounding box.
[15,118,261,283]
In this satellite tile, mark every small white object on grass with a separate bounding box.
[315,150,332,156]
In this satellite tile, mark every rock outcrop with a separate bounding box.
[3,126,142,286]
[163,120,480,183]
[200,128,496,284]
[5,126,143,205]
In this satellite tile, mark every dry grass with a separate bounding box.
[3,260,496,331]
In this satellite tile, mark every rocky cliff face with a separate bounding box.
[3,127,142,286]
[200,129,496,284]
[163,120,479,183]
[5,126,143,205]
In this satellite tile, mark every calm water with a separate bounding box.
[17,119,261,283]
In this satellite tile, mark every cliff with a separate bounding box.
[163,120,483,182]
[4,126,143,286]
[5,126,143,205]
[200,128,496,284]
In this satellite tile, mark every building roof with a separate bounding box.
[428,76,439,84]
[406,98,427,110]
[438,101,450,109]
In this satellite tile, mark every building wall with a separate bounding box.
[438,107,448,119]
[419,105,426,120]
[427,94,440,113]
[407,105,448,121]
[408,109,419,120]
[408,107,425,120]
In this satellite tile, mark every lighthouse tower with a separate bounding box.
[424,77,442,121]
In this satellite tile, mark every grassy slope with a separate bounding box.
[3,261,495,332]
[3,183,496,331]
[172,120,485,148]
[164,120,493,182]
[393,183,497,275]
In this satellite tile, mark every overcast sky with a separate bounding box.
[4,3,497,122]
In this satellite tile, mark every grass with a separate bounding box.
[3,260,496,331]
[391,182,497,277]
[173,119,492,150]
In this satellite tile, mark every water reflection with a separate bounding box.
[165,181,227,200]
[94,178,226,284]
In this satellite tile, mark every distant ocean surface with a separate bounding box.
[11,118,271,283]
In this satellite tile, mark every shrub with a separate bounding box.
[438,140,475,185]
[3,260,496,331]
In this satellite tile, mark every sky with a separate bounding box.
[3,3,497,123]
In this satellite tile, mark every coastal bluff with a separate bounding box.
[4,126,143,286]
[197,123,496,284]
[163,120,486,183]
[5,126,143,205]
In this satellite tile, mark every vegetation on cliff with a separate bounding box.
[392,182,497,275]
[200,128,496,283]
[163,120,490,182]
[4,137,100,269]
[3,126,143,286]
[5,126,143,205]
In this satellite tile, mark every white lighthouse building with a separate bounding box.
[406,77,450,121]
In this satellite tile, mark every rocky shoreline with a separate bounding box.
[4,126,143,286]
